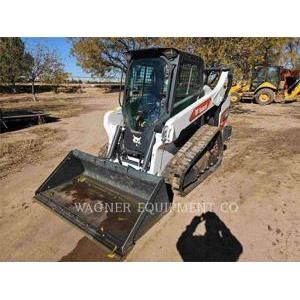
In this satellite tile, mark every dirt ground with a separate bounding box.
[0,89,299,261]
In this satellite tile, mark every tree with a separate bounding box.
[280,38,300,69]
[157,38,288,79]
[42,68,69,93]
[70,38,156,76]
[26,45,68,100]
[71,38,296,81]
[0,37,30,92]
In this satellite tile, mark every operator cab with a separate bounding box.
[123,48,204,133]
[250,66,281,91]
[124,56,169,132]
[120,48,204,166]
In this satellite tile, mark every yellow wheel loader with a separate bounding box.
[229,66,300,105]
[35,48,233,257]
[229,81,250,104]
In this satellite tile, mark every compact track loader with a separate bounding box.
[35,48,233,256]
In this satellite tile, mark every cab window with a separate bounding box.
[173,62,201,112]
[267,67,280,86]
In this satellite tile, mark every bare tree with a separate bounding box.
[26,45,67,101]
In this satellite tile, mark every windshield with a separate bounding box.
[124,57,169,132]
[252,67,267,82]
[252,66,280,87]
[266,67,280,86]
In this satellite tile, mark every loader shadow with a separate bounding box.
[59,237,122,262]
[176,212,243,262]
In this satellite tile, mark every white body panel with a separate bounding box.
[163,71,229,143]
[104,107,123,149]
[103,71,231,176]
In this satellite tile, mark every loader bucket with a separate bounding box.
[35,149,172,256]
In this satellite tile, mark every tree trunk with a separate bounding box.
[31,81,37,101]
[11,81,16,94]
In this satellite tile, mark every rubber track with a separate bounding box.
[163,124,220,192]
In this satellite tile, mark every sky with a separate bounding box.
[22,37,90,78]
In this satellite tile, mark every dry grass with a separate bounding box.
[0,96,83,118]
[0,126,67,179]
[0,87,115,116]
[0,88,106,119]
[0,88,111,179]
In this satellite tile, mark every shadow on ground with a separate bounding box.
[176,212,243,262]
[0,109,59,133]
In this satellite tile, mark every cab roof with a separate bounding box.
[126,47,203,64]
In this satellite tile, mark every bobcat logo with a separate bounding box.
[133,135,141,146]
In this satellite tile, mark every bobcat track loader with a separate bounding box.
[35,48,233,257]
